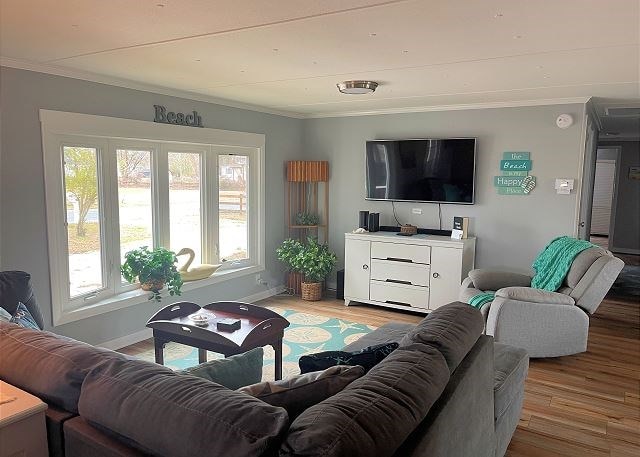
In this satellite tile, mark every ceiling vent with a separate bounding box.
[604,106,640,117]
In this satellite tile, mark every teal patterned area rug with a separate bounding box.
[135,307,376,380]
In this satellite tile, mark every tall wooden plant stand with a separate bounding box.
[285,160,329,295]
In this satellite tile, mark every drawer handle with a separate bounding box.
[386,257,412,263]
[239,305,249,311]
[362,264,369,270]
[432,272,440,278]
[386,300,412,307]
[386,279,412,285]
[181,326,192,333]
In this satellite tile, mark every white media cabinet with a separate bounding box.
[344,232,476,313]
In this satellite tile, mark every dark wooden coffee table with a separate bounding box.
[146,301,290,380]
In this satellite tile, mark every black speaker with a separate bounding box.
[358,211,369,230]
[368,212,380,232]
[336,269,345,300]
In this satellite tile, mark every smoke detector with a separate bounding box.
[337,80,379,95]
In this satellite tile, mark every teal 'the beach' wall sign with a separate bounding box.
[495,151,536,195]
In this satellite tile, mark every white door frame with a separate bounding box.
[605,146,622,251]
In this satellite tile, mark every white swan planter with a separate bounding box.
[176,247,222,281]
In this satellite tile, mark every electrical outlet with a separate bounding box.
[255,274,268,286]
[412,208,422,215]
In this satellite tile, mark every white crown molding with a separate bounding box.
[0,57,305,119]
[2,57,591,120]
[302,97,592,118]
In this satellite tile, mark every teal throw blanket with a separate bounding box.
[467,236,594,309]
[469,292,496,309]
[531,236,595,291]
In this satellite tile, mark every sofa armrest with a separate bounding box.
[468,269,531,291]
[496,287,575,305]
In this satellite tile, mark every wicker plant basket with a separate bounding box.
[301,281,322,301]
[141,279,165,292]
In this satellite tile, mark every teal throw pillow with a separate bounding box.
[9,302,40,330]
[178,347,264,390]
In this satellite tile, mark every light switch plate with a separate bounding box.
[412,208,422,214]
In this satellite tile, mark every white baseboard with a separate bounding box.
[610,246,640,255]
[98,284,286,350]
[99,328,153,350]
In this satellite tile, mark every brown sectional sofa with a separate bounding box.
[0,301,528,457]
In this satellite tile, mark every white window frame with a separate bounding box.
[41,110,265,325]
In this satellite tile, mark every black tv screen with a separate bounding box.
[365,138,476,204]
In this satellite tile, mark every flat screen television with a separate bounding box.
[365,138,476,204]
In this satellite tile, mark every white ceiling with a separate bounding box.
[1,0,639,120]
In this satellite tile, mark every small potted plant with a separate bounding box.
[277,237,336,301]
[121,246,183,302]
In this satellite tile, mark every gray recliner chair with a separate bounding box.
[459,247,624,357]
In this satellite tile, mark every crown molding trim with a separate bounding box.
[2,57,591,121]
[301,97,592,118]
[0,57,305,119]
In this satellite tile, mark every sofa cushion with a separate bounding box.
[299,342,398,374]
[399,302,484,372]
[79,357,289,457]
[281,343,450,457]
[341,322,413,352]
[0,270,44,329]
[178,347,263,389]
[494,343,529,420]
[0,322,129,413]
[239,365,364,419]
[565,247,607,288]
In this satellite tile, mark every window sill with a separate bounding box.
[54,264,265,326]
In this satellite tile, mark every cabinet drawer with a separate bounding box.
[370,259,430,287]
[371,242,430,265]
[370,281,429,309]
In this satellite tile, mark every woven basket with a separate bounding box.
[141,279,165,292]
[301,282,322,301]
[400,224,418,235]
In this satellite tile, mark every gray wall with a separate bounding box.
[0,67,302,344]
[598,141,640,253]
[303,104,586,279]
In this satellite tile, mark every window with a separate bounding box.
[63,145,105,298]
[42,111,265,325]
[116,148,154,280]
[168,151,203,265]
[218,154,249,262]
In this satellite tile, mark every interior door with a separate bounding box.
[344,238,371,301]
[577,113,599,239]
[590,160,616,236]
[429,246,463,309]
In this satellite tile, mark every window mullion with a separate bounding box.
[99,140,119,295]
[155,145,170,249]
[203,147,218,264]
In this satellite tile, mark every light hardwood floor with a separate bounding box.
[119,293,640,456]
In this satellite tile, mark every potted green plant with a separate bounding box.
[276,237,336,301]
[121,246,183,302]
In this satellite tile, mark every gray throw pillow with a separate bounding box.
[178,347,264,390]
[238,365,365,419]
